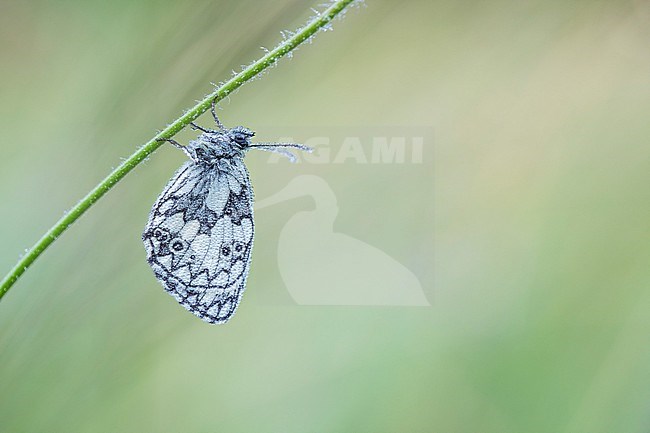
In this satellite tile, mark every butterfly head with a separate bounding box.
[227,126,255,149]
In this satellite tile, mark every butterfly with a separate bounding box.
[143,99,311,324]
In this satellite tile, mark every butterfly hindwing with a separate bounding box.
[143,159,254,324]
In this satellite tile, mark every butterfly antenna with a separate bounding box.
[249,143,313,163]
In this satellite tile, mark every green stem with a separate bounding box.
[0,0,357,301]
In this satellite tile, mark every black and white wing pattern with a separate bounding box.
[142,158,254,324]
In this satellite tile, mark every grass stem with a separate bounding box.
[0,0,357,301]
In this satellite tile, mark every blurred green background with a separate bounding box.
[1,0,649,431]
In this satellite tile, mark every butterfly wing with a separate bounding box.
[143,159,254,324]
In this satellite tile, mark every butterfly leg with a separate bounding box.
[188,96,224,133]
[211,96,225,130]
[190,122,219,134]
[157,138,197,162]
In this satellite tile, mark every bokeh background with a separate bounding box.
[1,0,649,431]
